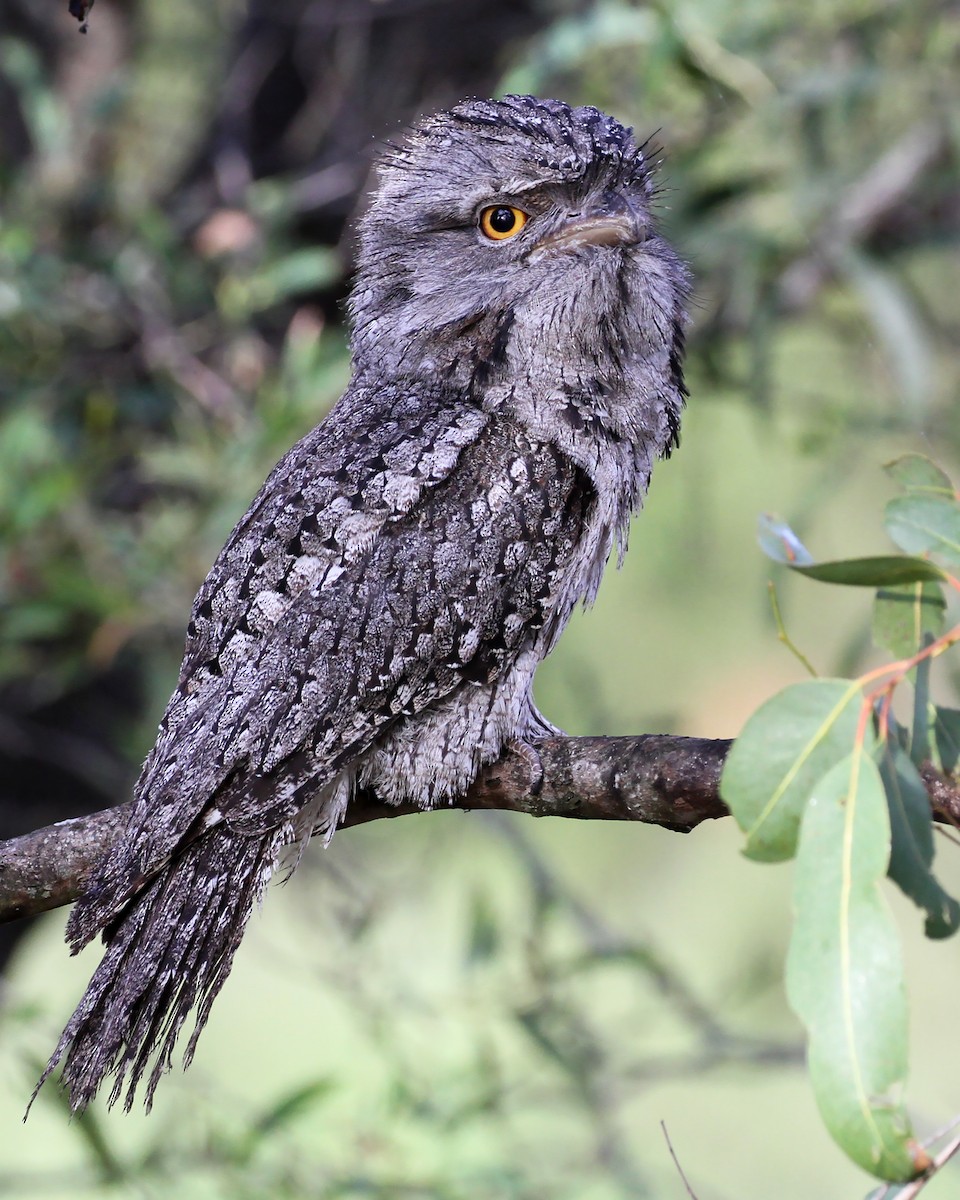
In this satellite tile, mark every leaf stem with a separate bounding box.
[767,580,818,676]
[875,1128,960,1197]
[859,619,960,696]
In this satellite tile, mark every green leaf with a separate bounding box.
[792,557,948,586]
[909,642,932,765]
[884,454,955,497]
[722,679,863,862]
[757,512,947,585]
[885,495,960,565]
[934,707,960,775]
[872,582,946,660]
[786,752,921,1182]
[879,744,960,939]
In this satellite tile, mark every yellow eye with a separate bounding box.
[479,205,529,241]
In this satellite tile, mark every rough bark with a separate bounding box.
[0,735,729,923]
[3,734,958,926]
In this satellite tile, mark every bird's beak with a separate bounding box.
[533,191,645,256]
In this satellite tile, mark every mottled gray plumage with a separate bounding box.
[37,95,689,1113]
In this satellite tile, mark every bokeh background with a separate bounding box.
[1,1,959,1196]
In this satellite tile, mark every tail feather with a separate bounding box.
[32,824,284,1114]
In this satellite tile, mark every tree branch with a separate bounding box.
[0,735,730,924]
[3,734,958,926]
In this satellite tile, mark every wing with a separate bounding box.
[179,381,489,684]
[209,418,593,804]
[73,383,592,939]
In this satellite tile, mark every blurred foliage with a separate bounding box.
[1,0,960,1196]
[507,0,960,441]
[1,0,957,713]
[0,39,344,683]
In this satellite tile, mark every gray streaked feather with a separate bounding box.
[37,94,689,1113]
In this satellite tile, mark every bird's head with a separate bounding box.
[349,95,688,427]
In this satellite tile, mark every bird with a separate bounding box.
[35,94,689,1113]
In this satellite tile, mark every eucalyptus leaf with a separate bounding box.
[793,557,947,587]
[884,454,955,497]
[786,753,922,1182]
[934,707,960,775]
[872,582,946,660]
[885,495,960,565]
[722,679,863,862]
[909,643,932,765]
[879,744,960,939]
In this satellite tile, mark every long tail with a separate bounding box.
[33,824,284,1114]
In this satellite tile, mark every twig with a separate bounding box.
[661,1121,700,1199]
[879,1131,960,1198]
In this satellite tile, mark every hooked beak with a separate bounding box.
[533,191,645,256]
